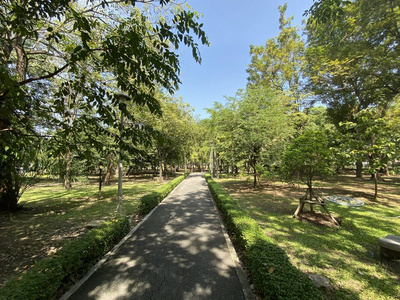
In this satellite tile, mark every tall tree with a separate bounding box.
[211,87,293,188]
[247,4,307,111]
[305,0,400,177]
[0,0,208,211]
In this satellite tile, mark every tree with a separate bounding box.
[136,93,196,180]
[0,0,208,211]
[281,129,333,200]
[305,0,400,177]
[339,108,399,199]
[189,118,212,172]
[210,87,293,188]
[281,129,340,224]
[247,4,307,112]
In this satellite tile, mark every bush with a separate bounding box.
[205,174,322,300]
[0,217,130,300]
[139,173,189,214]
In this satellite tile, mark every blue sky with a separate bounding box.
[175,0,314,119]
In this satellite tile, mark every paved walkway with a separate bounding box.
[62,173,250,300]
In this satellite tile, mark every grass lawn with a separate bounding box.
[0,175,167,287]
[217,174,400,300]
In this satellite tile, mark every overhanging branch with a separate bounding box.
[19,63,69,86]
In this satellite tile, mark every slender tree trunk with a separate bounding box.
[184,154,187,173]
[158,156,163,182]
[209,146,214,178]
[163,162,168,179]
[252,157,257,188]
[373,172,378,200]
[356,161,363,178]
[98,167,102,199]
[385,166,390,176]
[63,148,72,189]
[215,156,219,179]
[104,156,114,185]
[15,36,27,81]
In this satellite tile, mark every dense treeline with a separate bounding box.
[0,0,208,211]
[1,0,400,211]
[203,1,400,200]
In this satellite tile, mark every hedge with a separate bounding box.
[0,217,130,300]
[205,174,322,300]
[139,173,189,214]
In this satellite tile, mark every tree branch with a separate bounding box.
[18,64,69,85]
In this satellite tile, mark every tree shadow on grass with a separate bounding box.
[218,176,400,299]
[0,180,162,287]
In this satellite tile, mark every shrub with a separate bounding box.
[139,173,189,214]
[0,217,130,300]
[205,174,322,300]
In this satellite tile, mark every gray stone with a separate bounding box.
[380,235,400,259]
[380,235,400,251]
[308,273,331,289]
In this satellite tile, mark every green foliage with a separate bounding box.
[208,87,293,187]
[205,174,322,299]
[0,217,130,300]
[139,173,189,214]
[0,0,208,210]
[338,108,400,198]
[306,0,400,122]
[247,4,307,112]
[281,129,333,194]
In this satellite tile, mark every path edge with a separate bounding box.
[59,177,187,300]
[202,174,256,300]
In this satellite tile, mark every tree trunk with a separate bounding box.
[163,162,168,179]
[159,159,163,182]
[385,166,390,176]
[98,168,102,199]
[184,154,187,172]
[15,36,27,81]
[356,161,363,178]
[63,148,72,189]
[0,168,20,211]
[209,146,214,178]
[104,158,114,185]
[373,172,378,200]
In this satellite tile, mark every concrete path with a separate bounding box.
[62,173,250,300]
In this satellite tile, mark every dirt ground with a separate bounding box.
[0,209,87,287]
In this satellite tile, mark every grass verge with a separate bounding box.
[0,176,165,286]
[217,175,400,300]
[0,217,130,300]
[0,174,187,299]
[205,174,322,300]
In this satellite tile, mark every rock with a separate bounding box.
[308,273,331,289]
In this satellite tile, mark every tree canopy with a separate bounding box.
[0,0,208,210]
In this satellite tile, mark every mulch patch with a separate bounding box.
[296,211,341,228]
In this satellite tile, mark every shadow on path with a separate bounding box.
[66,173,245,300]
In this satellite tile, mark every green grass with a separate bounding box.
[18,178,164,222]
[217,175,400,300]
[205,174,322,299]
[0,176,166,287]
